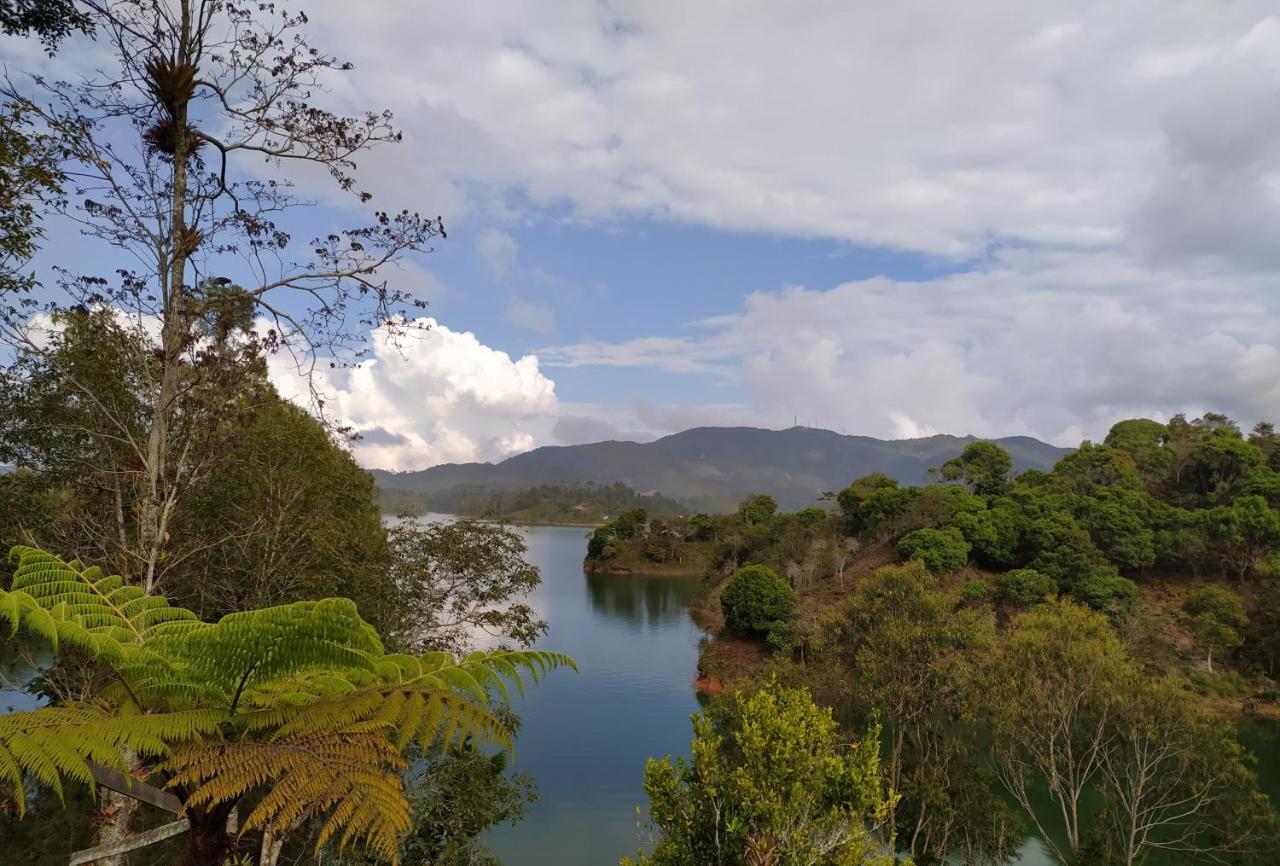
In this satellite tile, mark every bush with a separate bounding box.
[960,580,989,602]
[1070,568,1138,617]
[897,527,970,574]
[995,568,1058,608]
[720,564,798,638]
[587,527,613,559]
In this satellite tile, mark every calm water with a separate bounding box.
[483,522,706,864]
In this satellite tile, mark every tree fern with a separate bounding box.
[0,546,574,863]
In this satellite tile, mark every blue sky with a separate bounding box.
[422,216,962,401]
[11,1,1280,470]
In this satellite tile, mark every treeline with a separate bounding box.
[383,481,687,524]
[587,493,852,583]
[624,414,1280,866]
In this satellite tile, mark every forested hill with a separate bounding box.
[371,426,1068,511]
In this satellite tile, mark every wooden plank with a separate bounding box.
[68,818,190,865]
[87,762,183,814]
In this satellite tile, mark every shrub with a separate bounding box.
[960,580,989,602]
[897,526,970,574]
[995,568,1058,608]
[720,564,798,638]
[1069,568,1138,617]
[587,527,613,559]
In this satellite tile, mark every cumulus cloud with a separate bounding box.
[542,251,1280,446]
[269,318,558,469]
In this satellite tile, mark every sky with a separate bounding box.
[12,1,1280,470]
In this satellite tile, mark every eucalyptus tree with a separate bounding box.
[1,0,442,593]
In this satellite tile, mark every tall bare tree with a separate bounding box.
[2,0,442,592]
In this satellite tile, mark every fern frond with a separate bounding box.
[248,648,574,752]
[0,547,575,865]
[3,547,202,654]
[0,704,224,812]
[163,731,412,865]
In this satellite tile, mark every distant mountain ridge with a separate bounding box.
[370,426,1070,512]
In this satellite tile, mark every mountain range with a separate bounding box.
[369,426,1070,512]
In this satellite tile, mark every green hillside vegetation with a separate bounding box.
[610,414,1280,865]
[584,494,857,582]
[380,481,688,525]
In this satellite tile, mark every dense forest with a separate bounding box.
[380,482,688,526]
[592,415,1280,865]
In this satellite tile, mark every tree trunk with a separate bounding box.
[93,788,140,866]
[140,0,195,594]
[183,804,237,866]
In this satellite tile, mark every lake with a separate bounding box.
[482,522,706,865]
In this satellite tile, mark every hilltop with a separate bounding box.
[370,426,1068,511]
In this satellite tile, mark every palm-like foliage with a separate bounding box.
[0,546,573,862]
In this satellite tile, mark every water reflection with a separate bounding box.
[584,570,701,627]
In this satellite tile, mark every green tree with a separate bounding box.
[1069,567,1139,619]
[1093,675,1278,866]
[938,441,1013,498]
[990,601,1135,863]
[1182,584,1248,672]
[1248,421,1280,471]
[1053,442,1145,494]
[720,564,797,640]
[994,568,1057,608]
[1202,495,1280,579]
[1103,418,1172,481]
[966,496,1027,568]
[837,473,900,533]
[896,526,970,574]
[1240,571,1280,676]
[0,547,572,866]
[0,0,91,48]
[1184,428,1264,502]
[379,519,547,656]
[1078,488,1156,571]
[833,561,1015,863]
[169,398,393,624]
[613,508,649,540]
[737,494,779,526]
[625,681,894,866]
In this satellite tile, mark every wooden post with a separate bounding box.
[69,819,190,865]
[87,762,183,814]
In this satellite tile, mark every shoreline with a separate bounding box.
[380,509,605,529]
[583,561,704,578]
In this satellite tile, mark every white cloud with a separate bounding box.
[269,318,558,469]
[306,2,1280,262]
[542,251,1280,446]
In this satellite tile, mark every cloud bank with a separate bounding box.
[266,2,1280,465]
